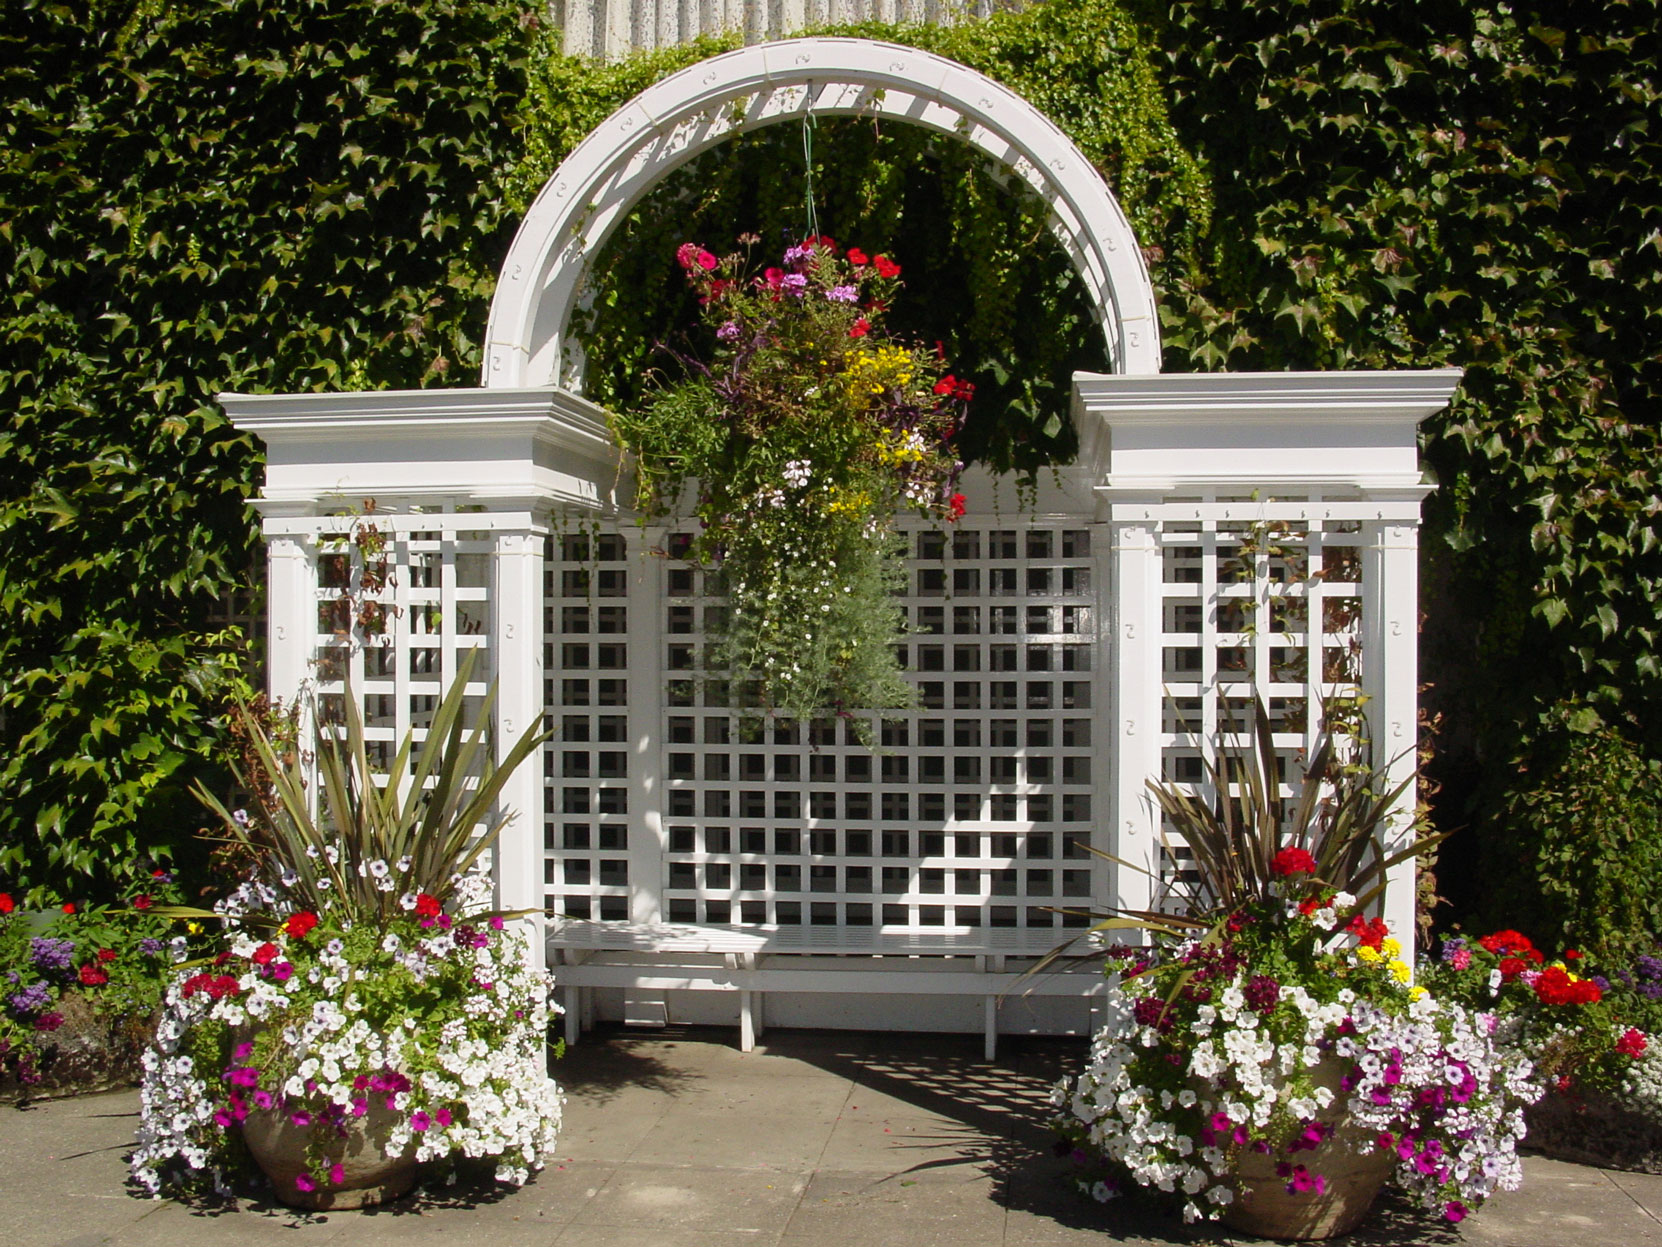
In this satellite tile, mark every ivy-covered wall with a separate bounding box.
[3,0,1658,945]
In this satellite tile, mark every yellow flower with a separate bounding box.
[1355,945,1380,963]
[186,921,203,934]
[1380,937,1402,960]
[1390,960,1412,983]
[1409,985,1427,1001]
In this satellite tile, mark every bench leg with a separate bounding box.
[740,991,756,1051]
[738,953,762,1051]
[563,984,584,1047]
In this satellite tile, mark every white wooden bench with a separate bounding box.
[547,920,1108,1060]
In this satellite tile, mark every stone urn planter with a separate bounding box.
[241,1102,418,1210]
[1224,1134,1397,1240]
[1221,1059,1398,1241]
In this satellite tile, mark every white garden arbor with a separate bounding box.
[223,38,1459,1052]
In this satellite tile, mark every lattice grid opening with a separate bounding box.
[544,517,1103,932]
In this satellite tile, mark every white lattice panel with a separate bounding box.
[1152,498,1369,899]
[543,509,1103,934]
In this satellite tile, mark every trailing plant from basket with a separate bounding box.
[1053,695,1535,1227]
[1420,929,1662,1120]
[186,647,550,930]
[609,235,969,728]
[0,875,194,1094]
[132,655,562,1200]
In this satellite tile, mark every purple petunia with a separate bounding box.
[824,285,859,304]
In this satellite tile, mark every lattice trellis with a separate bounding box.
[1149,497,1373,902]
[544,514,1103,933]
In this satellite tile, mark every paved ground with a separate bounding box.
[3,1026,1661,1245]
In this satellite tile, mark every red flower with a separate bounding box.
[947,493,966,522]
[281,912,319,940]
[78,963,108,986]
[873,254,901,279]
[1347,914,1390,950]
[152,868,168,878]
[132,894,153,911]
[933,375,958,397]
[846,247,869,265]
[848,318,870,338]
[1534,965,1602,1006]
[61,902,76,915]
[1479,929,1535,958]
[0,893,12,914]
[804,234,838,254]
[414,893,443,919]
[1563,949,1583,961]
[97,947,116,963]
[1618,1028,1649,1059]
[1497,956,1529,982]
[1271,846,1317,876]
[251,942,279,966]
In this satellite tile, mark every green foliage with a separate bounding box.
[1483,713,1662,965]
[0,0,539,900]
[520,0,1208,474]
[1134,0,1662,841]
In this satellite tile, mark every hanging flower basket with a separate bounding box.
[610,235,969,728]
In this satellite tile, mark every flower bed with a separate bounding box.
[1,880,191,1102]
[1421,928,1662,1174]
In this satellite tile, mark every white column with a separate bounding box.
[625,525,668,924]
[1107,510,1163,917]
[265,531,315,707]
[1363,518,1422,960]
[494,525,550,969]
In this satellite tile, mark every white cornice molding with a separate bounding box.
[222,386,623,514]
[1072,369,1462,497]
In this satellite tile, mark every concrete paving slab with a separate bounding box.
[8,1028,1662,1246]
[783,1167,1007,1246]
[566,1161,808,1233]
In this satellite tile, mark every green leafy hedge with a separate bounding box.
[4,0,1659,948]
[0,0,536,898]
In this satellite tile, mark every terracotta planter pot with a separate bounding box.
[1220,1060,1397,1241]
[1224,1132,1396,1240]
[241,1102,418,1210]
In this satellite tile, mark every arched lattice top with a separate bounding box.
[484,37,1162,390]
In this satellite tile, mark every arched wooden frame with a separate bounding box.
[484,37,1162,390]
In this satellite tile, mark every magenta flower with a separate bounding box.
[253,1090,274,1110]
[294,1173,316,1193]
[411,1111,431,1132]
[329,1163,346,1185]
[435,1108,453,1128]
[233,1041,254,1060]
